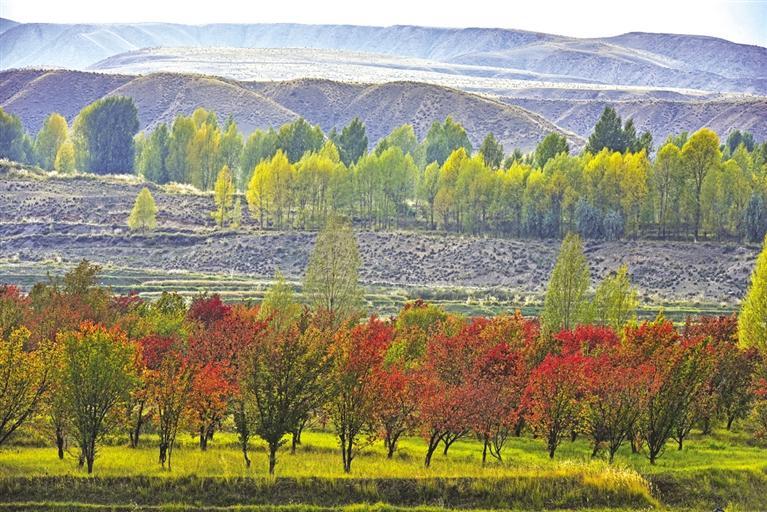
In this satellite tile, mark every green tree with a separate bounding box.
[128,187,158,233]
[276,118,325,163]
[54,140,76,174]
[219,118,243,183]
[542,232,591,332]
[591,264,638,330]
[418,162,441,230]
[34,113,68,170]
[681,128,721,240]
[653,143,683,238]
[212,165,235,227]
[0,107,33,163]
[72,97,139,174]
[334,117,368,166]
[739,234,767,352]
[423,117,471,166]
[60,324,136,473]
[304,215,363,324]
[535,133,569,168]
[188,122,221,190]
[166,116,196,184]
[241,129,278,189]
[258,272,303,333]
[135,124,170,184]
[586,107,626,154]
[479,132,504,169]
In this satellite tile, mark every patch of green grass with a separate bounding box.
[1,430,764,510]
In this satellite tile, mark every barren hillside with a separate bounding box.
[0,168,757,305]
[0,70,581,151]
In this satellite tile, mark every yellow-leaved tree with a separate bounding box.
[739,234,767,352]
[212,165,235,227]
[128,187,158,233]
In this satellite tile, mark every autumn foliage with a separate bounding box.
[1,263,765,475]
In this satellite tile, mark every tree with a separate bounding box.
[188,121,222,190]
[744,192,767,243]
[586,107,626,154]
[583,356,652,462]
[653,143,683,238]
[591,265,638,330]
[0,327,52,446]
[417,318,483,467]
[258,273,302,334]
[135,124,170,184]
[60,323,136,473]
[218,118,243,182]
[0,108,32,163]
[241,129,278,189]
[187,362,234,450]
[212,165,235,228]
[276,118,324,163]
[54,140,76,173]
[334,117,368,166]
[246,150,295,229]
[535,133,569,168]
[150,338,193,470]
[304,215,363,324]
[681,128,721,240]
[328,317,391,472]
[242,313,331,474]
[542,233,591,332]
[166,116,196,184]
[725,130,755,154]
[35,113,68,170]
[72,97,139,174]
[479,132,504,169]
[128,187,158,233]
[740,234,767,352]
[373,364,419,459]
[423,117,471,166]
[523,353,588,458]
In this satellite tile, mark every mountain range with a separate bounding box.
[1,19,765,149]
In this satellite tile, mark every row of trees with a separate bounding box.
[4,102,767,241]
[2,216,767,474]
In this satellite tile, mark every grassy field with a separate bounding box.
[1,429,765,511]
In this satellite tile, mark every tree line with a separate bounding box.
[2,216,766,474]
[2,101,767,241]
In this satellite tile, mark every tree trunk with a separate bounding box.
[482,437,488,465]
[199,427,208,450]
[548,431,557,459]
[130,401,144,448]
[424,432,442,468]
[268,444,278,475]
[727,416,735,430]
[55,428,65,460]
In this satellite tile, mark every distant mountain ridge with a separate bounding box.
[0,69,582,152]
[1,19,765,93]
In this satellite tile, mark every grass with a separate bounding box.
[1,429,764,511]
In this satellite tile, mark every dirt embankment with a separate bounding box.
[0,171,758,304]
